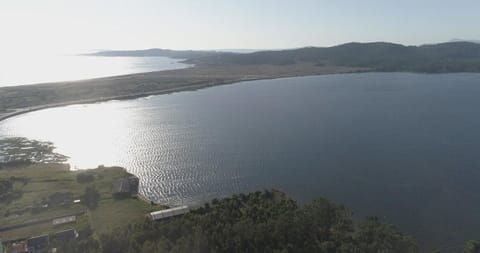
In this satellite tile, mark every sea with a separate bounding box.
[0,53,191,87]
[1,72,480,249]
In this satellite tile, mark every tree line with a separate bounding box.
[71,190,424,253]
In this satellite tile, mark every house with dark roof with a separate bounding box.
[27,235,49,253]
[112,176,139,199]
[54,229,78,242]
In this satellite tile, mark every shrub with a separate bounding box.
[76,172,95,183]
[83,186,100,209]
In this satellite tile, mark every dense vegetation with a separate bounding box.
[95,41,480,73]
[68,190,419,253]
[0,177,24,203]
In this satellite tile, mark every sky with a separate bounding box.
[1,0,480,54]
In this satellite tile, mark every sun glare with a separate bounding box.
[0,102,139,169]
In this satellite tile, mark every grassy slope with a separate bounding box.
[0,163,163,240]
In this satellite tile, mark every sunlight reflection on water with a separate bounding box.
[0,102,140,169]
[0,54,191,87]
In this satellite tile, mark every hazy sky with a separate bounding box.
[1,0,479,54]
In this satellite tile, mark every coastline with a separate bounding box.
[0,79,233,122]
[0,64,367,122]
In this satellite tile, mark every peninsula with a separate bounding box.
[0,64,364,122]
[2,41,480,121]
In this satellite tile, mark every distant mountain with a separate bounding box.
[90,48,217,59]
[90,48,267,57]
[186,41,480,72]
[213,49,275,54]
[449,39,480,44]
[92,42,480,73]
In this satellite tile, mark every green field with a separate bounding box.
[0,163,164,240]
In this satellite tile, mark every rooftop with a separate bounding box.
[52,215,76,226]
[149,205,189,221]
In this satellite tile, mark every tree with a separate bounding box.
[83,186,100,209]
[465,240,480,253]
[73,190,421,253]
[76,172,95,183]
[355,216,418,253]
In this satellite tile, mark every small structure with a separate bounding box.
[5,242,27,253]
[54,229,78,242]
[148,206,189,221]
[27,235,49,253]
[112,176,139,199]
[52,216,76,226]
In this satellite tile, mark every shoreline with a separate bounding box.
[0,79,234,122]
[0,65,366,123]
[0,77,260,122]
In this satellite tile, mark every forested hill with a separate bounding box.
[186,42,480,72]
[93,42,480,73]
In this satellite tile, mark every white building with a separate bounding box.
[52,215,76,226]
[148,206,189,221]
